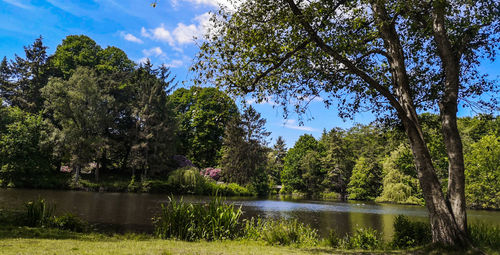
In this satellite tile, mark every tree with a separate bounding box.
[42,67,112,183]
[51,35,102,79]
[320,128,353,198]
[376,144,423,205]
[128,62,177,178]
[2,37,50,113]
[170,86,238,167]
[221,106,270,185]
[347,156,382,200]
[464,134,500,209]
[281,134,321,193]
[194,0,500,245]
[266,136,287,185]
[0,107,54,187]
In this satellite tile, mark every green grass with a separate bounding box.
[0,226,394,255]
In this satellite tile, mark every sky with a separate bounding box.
[0,0,498,147]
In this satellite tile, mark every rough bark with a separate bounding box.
[372,0,468,246]
[285,0,469,246]
[431,0,468,234]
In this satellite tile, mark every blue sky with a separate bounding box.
[1,0,498,147]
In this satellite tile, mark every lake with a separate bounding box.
[1,189,499,240]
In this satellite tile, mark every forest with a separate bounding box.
[0,35,498,210]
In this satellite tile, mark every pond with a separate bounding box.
[1,189,499,240]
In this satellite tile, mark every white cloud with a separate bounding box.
[121,32,143,44]
[141,25,175,46]
[142,47,164,57]
[136,57,150,65]
[282,119,319,132]
[246,96,277,106]
[141,12,213,46]
[3,0,33,9]
[163,59,184,68]
[171,0,233,8]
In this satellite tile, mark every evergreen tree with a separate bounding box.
[267,136,287,185]
[5,37,50,113]
[129,61,177,178]
[221,106,269,185]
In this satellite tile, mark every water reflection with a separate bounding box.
[1,189,498,240]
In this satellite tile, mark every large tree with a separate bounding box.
[194,0,499,246]
[1,37,50,113]
[221,105,270,185]
[170,86,238,167]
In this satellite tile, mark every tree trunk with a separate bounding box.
[432,0,468,234]
[74,165,80,184]
[95,162,100,183]
[371,0,468,246]
[402,115,468,246]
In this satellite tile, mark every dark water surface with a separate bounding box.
[1,189,499,240]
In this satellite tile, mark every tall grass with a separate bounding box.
[25,198,55,227]
[469,223,500,250]
[153,196,242,241]
[243,217,319,246]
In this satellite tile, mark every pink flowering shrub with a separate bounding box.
[200,168,221,181]
[60,166,72,173]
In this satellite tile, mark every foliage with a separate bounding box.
[347,156,382,201]
[128,62,177,177]
[464,134,500,209]
[51,35,102,79]
[391,215,431,248]
[243,218,319,246]
[52,213,88,232]
[0,36,49,113]
[376,145,423,205]
[170,86,238,167]
[266,136,287,185]
[166,167,208,195]
[221,106,270,186]
[347,228,381,250]
[24,198,55,228]
[200,167,222,181]
[282,134,321,193]
[469,223,500,250]
[153,196,243,241]
[0,107,55,187]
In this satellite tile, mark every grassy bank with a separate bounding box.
[0,226,376,255]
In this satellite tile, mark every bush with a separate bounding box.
[25,198,55,227]
[391,215,431,248]
[243,217,318,246]
[348,228,381,250]
[52,213,88,232]
[325,229,341,247]
[153,196,243,241]
[208,182,252,196]
[166,167,208,195]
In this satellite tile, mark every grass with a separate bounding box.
[0,226,394,255]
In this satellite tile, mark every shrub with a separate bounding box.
[25,198,55,227]
[200,168,221,181]
[391,215,431,248]
[166,167,207,194]
[52,213,88,232]
[243,217,319,246]
[325,229,341,247]
[153,196,243,241]
[348,228,381,250]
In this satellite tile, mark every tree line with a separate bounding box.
[276,114,499,210]
[0,35,270,192]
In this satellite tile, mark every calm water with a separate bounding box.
[1,189,499,240]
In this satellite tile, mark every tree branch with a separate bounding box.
[284,0,405,115]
